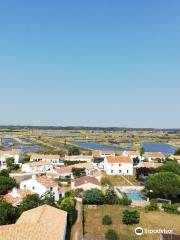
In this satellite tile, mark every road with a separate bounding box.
[71,198,83,240]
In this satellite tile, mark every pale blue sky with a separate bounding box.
[0,1,180,128]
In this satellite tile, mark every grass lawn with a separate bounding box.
[84,205,180,240]
[105,175,140,186]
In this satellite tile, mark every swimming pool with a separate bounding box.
[126,191,145,200]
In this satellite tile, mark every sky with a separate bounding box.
[0,0,180,128]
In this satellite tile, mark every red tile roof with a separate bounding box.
[106,156,132,163]
[37,176,58,188]
[73,176,100,187]
[54,166,72,174]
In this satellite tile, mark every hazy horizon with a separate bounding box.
[0,1,180,128]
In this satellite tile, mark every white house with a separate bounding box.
[53,162,94,179]
[122,150,140,160]
[53,166,73,179]
[143,152,165,162]
[104,156,133,175]
[71,176,101,191]
[30,154,64,166]
[92,151,115,170]
[20,175,60,201]
[0,149,23,169]
[22,161,53,173]
[71,162,94,176]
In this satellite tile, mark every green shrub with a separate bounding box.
[162,204,180,214]
[105,229,119,240]
[146,199,158,211]
[83,189,104,205]
[72,188,84,197]
[122,209,140,225]
[104,188,119,204]
[119,195,132,206]
[102,215,112,225]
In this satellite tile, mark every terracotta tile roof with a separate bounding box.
[3,194,21,205]
[71,162,93,170]
[26,161,53,167]
[0,149,21,156]
[144,152,165,158]
[0,205,67,240]
[3,189,32,205]
[171,155,180,160]
[106,156,132,164]
[37,176,58,188]
[143,162,163,168]
[123,150,139,156]
[54,166,72,174]
[73,176,100,187]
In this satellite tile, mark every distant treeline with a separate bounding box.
[0,125,180,132]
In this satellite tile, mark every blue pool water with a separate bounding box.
[126,192,145,200]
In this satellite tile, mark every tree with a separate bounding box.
[102,215,112,225]
[68,146,80,156]
[135,167,155,180]
[119,195,132,206]
[140,147,145,156]
[145,199,158,211]
[72,168,86,178]
[133,157,140,166]
[104,187,119,204]
[6,157,15,169]
[145,172,180,201]
[122,209,140,225]
[18,194,42,214]
[174,148,180,155]
[41,191,55,206]
[0,201,18,224]
[22,156,30,164]
[157,161,180,176]
[115,151,121,156]
[0,176,18,195]
[83,189,104,205]
[0,169,10,177]
[105,229,119,240]
[58,197,77,225]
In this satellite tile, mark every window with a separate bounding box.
[111,170,113,173]
[50,187,53,191]
[119,170,121,173]
[24,185,26,188]
[32,186,35,190]
[111,164,114,167]
[127,170,129,173]
[119,164,121,166]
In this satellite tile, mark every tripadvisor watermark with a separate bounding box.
[135,227,173,236]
